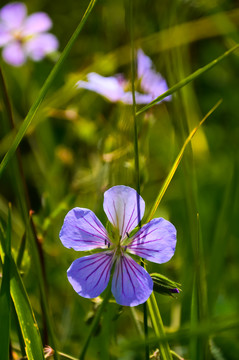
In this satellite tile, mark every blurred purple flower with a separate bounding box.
[59,185,176,306]
[0,2,59,66]
[76,49,171,105]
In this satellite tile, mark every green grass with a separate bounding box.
[1,0,239,359]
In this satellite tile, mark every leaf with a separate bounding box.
[0,206,11,360]
[146,99,222,222]
[0,222,45,360]
[147,292,173,360]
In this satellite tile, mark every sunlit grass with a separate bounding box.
[1,0,239,359]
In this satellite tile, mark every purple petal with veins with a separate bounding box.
[59,207,111,251]
[103,185,145,239]
[0,2,27,29]
[67,252,114,298]
[128,218,176,264]
[111,253,153,306]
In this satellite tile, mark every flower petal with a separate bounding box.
[140,68,171,102]
[111,253,153,306]
[0,2,27,29]
[76,73,126,102]
[0,25,12,46]
[24,33,59,61]
[137,49,153,79]
[2,41,26,66]
[103,185,145,239]
[22,12,52,36]
[127,218,176,264]
[120,91,153,105]
[59,207,110,251]
[67,252,113,298]
[137,49,171,102]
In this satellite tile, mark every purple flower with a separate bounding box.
[59,185,176,306]
[76,49,171,105]
[0,2,59,66]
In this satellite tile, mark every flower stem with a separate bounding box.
[147,293,173,360]
[79,286,111,360]
[130,0,140,205]
[129,1,149,359]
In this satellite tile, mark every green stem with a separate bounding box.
[130,0,140,202]
[0,0,98,178]
[147,293,173,360]
[79,287,111,360]
[130,1,149,359]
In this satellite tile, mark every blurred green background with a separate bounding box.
[1,0,239,359]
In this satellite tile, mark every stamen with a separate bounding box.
[126,232,130,238]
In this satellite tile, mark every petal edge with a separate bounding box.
[68,252,113,298]
[59,207,110,251]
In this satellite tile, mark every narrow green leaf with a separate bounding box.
[136,45,238,116]
[0,0,97,178]
[1,62,59,358]
[146,99,222,223]
[190,214,209,360]
[147,292,173,360]
[0,228,45,360]
[0,206,11,360]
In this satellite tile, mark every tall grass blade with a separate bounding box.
[0,206,11,360]
[0,219,45,360]
[147,293,173,360]
[0,65,59,358]
[146,99,222,223]
[0,0,97,178]
[190,215,208,359]
[136,45,238,116]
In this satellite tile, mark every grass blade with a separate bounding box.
[0,63,59,358]
[136,45,238,116]
[190,214,208,359]
[0,225,45,360]
[147,292,173,360]
[146,99,222,222]
[0,206,11,360]
[0,0,97,178]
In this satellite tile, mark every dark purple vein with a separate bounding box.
[122,256,136,294]
[92,257,113,289]
[124,256,144,286]
[124,206,136,235]
[85,256,112,281]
